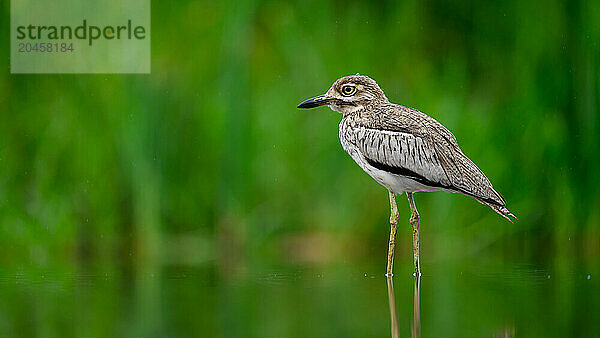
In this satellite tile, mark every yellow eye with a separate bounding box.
[341,85,356,96]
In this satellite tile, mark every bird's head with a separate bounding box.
[297,74,388,114]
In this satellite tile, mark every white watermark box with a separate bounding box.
[11,0,150,73]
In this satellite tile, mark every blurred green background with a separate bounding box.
[1,0,599,336]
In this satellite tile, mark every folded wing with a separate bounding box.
[347,104,507,207]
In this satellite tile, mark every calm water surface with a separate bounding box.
[0,259,597,337]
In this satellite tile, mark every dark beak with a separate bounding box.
[297,95,333,109]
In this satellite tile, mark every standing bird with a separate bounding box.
[297,74,516,276]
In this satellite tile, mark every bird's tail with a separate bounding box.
[475,197,517,223]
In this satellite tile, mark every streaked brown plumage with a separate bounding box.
[300,74,515,220]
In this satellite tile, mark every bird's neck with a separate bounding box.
[336,105,365,116]
[339,100,387,117]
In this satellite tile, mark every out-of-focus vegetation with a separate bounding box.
[0,0,599,336]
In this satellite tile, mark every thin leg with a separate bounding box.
[386,191,399,277]
[406,192,420,276]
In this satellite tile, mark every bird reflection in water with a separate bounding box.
[412,277,421,338]
[386,277,400,338]
[387,276,420,338]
